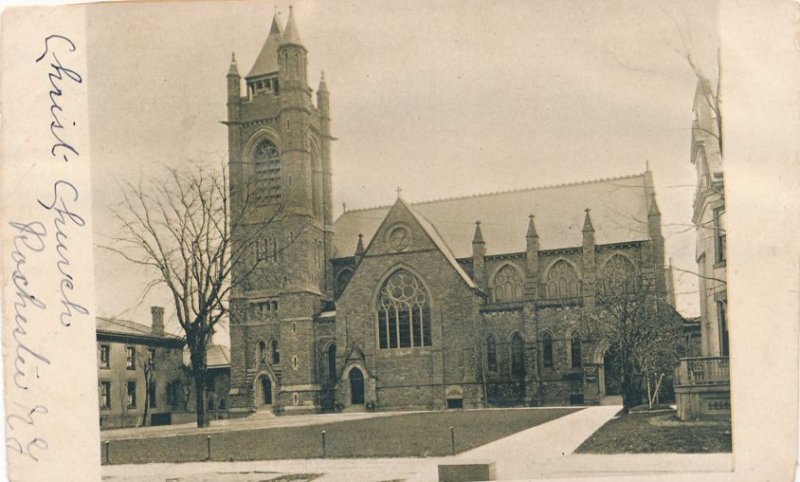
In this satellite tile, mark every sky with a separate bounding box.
[88,0,718,340]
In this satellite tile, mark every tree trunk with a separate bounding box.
[194,370,207,428]
[189,330,209,428]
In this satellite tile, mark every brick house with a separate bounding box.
[96,307,184,428]
[225,12,670,415]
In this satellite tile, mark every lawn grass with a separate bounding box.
[103,408,579,465]
[576,410,732,454]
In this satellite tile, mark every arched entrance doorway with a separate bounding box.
[260,376,273,406]
[349,368,365,405]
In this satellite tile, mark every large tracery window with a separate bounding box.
[254,140,281,203]
[546,260,581,299]
[492,265,523,303]
[600,254,638,295]
[377,269,431,349]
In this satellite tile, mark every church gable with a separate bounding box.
[359,198,475,289]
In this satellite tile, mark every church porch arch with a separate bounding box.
[253,370,279,410]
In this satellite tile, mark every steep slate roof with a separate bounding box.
[247,16,284,78]
[334,173,654,258]
[398,198,476,289]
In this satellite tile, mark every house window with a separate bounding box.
[713,208,726,263]
[126,346,136,370]
[148,381,157,408]
[270,340,280,364]
[717,300,729,357]
[542,334,553,368]
[546,260,580,299]
[98,344,110,369]
[600,255,638,295]
[486,335,497,372]
[148,347,156,367]
[492,265,523,303]
[571,334,582,368]
[511,334,525,377]
[167,381,183,408]
[127,381,137,408]
[99,381,111,409]
[377,269,431,349]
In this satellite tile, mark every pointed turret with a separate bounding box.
[582,208,594,233]
[226,52,242,160]
[318,70,328,92]
[228,52,240,76]
[525,215,540,299]
[281,6,303,46]
[648,192,661,217]
[355,233,365,264]
[581,208,597,311]
[472,221,486,290]
[227,52,241,102]
[472,221,485,244]
[526,214,538,239]
[317,71,330,114]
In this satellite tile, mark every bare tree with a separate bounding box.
[103,164,278,427]
[584,265,684,415]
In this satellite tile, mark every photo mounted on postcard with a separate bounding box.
[2,1,798,481]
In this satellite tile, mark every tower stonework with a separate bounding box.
[227,10,333,415]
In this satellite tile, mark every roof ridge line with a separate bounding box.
[340,171,646,214]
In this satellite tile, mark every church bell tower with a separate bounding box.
[226,8,333,414]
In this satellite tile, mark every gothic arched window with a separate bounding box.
[542,333,554,368]
[546,260,581,299]
[571,333,582,368]
[270,340,280,365]
[253,140,281,202]
[511,334,525,377]
[492,265,523,303]
[377,269,431,349]
[486,335,497,372]
[601,255,638,295]
[257,340,267,364]
[327,344,337,382]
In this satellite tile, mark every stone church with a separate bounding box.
[225,12,669,415]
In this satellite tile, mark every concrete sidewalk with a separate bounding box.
[101,406,733,481]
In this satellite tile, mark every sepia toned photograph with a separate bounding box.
[3,1,799,481]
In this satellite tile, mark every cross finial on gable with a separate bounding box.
[396,186,402,199]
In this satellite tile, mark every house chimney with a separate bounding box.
[151,306,165,335]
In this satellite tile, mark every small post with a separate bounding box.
[321,430,327,458]
[206,435,212,460]
[104,440,110,464]
[450,426,455,455]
